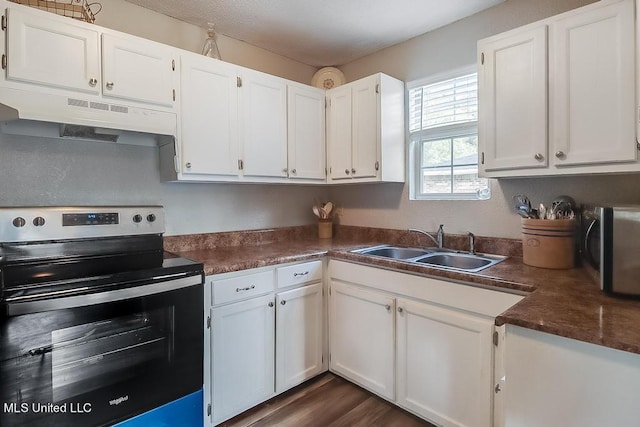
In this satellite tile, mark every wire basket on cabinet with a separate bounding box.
[8,0,101,23]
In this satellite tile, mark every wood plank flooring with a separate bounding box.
[218,373,436,427]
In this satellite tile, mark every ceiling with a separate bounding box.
[125,0,505,67]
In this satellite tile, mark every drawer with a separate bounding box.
[213,269,274,305]
[276,260,322,289]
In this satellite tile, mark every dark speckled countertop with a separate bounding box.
[167,227,640,356]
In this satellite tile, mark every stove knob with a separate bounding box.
[33,217,46,227]
[147,214,156,223]
[12,217,26,228]
[133,214,143,223]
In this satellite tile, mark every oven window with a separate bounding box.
[49,307,174,402]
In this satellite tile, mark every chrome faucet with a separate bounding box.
[409,225,444,249]
[468,232,476,254]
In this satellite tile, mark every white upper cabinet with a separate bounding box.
[179,55,238,177]
[101,33,177,107]
[5,6,100,94]
[287,84,326,181]
[478,25,548,172]
[175,55,327,184]
[351,75,380,179]
[478,0,638,177]
[327,73,405,183]
[239,68,288,179]
[327,85,353,181]
[3,4,178,110]
[550,0,635,166]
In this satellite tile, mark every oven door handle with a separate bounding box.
[5,273,202,316]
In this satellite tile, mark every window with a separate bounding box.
[408,72,490,200]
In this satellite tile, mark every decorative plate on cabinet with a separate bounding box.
[311,67,346,89]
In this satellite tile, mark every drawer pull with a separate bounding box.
[235,285,256,292]
[293,271,309,277]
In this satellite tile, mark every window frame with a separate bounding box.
[407,66,489,201]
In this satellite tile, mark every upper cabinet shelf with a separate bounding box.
[478,0,638,178]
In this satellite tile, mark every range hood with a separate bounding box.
[0,86,177,146]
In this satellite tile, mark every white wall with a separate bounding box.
[330,0,640,239]
[0,0,327,236]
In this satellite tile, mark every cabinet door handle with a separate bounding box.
[534,153,544,161]
[397,307,404,313]
[351,168,356,174]
[106,81,114,89]
[185,162,192,169]
[345,169,350,175]
[280,300,286,305]
[235,285,256,292]
[385,304,391,311]
[282,168,288,174]
[268,301,274,307]
[291,169,297,175]
[88,78,98,87]
[293,271,309,277]
[555,151,565,159]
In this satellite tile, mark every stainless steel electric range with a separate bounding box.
[0,206,204,427]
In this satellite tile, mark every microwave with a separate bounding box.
[582,206,640,296]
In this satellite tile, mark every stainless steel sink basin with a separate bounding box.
[354,245,432,260]
[351,245,506,272]
[415,252,505,272]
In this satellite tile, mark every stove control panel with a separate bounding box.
[0,206,165,242]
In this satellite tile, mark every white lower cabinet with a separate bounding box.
[329,281,395,400]
[396,298,493,427]
[500,325,640,427]
[206,261,325,426]
[276,282,324,392]
[211,294,275,424]
[328,260,523,427]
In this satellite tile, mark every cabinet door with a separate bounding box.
[478,26,548,172]
[180,55,239,176]
[275,283,324,393]
[396,298,493,427]
[6,7,100,94]
[327,85,353,181]
[329,280,395,400]
[240,69,288,179]
[550,0,635,166]
[287,85,326,181]
[211,295,275,424]
[101,33,176,107]
[351,75,379,179]
[504,325,640,426]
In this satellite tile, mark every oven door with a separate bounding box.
[0,276,203,427]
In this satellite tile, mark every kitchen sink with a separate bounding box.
[353,245,433,260]
[351,245,506,272]
[415,252,505,272]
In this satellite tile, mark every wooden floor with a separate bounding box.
[219,373,435,427]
